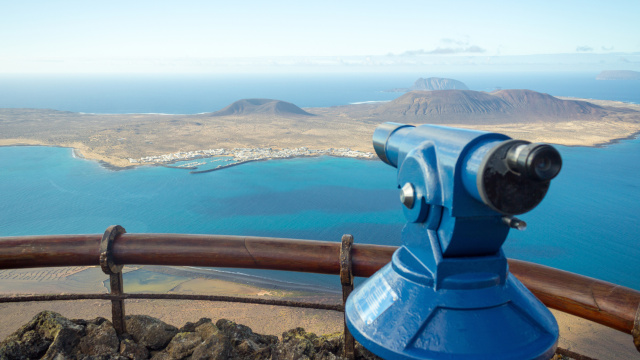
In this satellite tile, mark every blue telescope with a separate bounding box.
[345,123,561,359]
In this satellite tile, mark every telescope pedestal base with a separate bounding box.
[345,249,558,360]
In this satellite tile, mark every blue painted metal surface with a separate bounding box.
[347,123,560,359]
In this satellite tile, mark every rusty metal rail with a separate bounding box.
[0,293,344,311]
[1,229,639,354]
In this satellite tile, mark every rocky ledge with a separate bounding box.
[0,311,381,360]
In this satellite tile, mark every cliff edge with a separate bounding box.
[0,311,380,360]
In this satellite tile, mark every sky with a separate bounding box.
[1,0,639,73]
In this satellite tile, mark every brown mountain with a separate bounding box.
[209,99,314,117]
[371,89,606,124]
[491,89,604,117]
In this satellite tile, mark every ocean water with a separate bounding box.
[0,148,404,290]
[507,139,640,289]
[1,141,639,291]
[0,72,639,291]
[0,149,401,240]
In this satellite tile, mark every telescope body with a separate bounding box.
[346,123,560,360]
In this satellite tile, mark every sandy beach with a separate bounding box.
[0,265,637,359]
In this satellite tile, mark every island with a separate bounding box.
[209,98,315,117]
[1,89,640,169]
[596,70,640,80]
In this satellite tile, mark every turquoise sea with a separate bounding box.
[0,72,639,291]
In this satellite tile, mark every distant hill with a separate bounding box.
[412,77,469,90]
[371,89,606,123]
[596,70,640,80]
[209,99,314,117]
[386,77,469,92]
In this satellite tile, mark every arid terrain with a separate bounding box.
[1,89,640,168]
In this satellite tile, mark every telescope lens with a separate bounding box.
[529,145,562,181]
[535,157,550,172]
[506,143,562,181]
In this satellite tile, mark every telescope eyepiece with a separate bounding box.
[372,122,416,167]
[506,143,562,181]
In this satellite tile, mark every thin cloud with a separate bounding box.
[441,38,468,46]
[576,46,594,52]
[401,46,486,56]
[602,46,614,51]
[619,57,640,64]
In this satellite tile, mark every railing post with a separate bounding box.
[340,234,355,360]
[100,225,127,336]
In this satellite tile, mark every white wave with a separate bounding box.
[77,112,188,115]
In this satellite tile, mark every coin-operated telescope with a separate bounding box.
[345,123,561,360]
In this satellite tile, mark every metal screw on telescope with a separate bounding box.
[400,183,415,209]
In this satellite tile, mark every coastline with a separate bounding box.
[0,141,378,171]
[588,128,640,148]
[2,128,640,172]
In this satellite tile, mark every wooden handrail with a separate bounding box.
[0,234,396,276]
[508,259,640,334]
[0,233,638,336]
